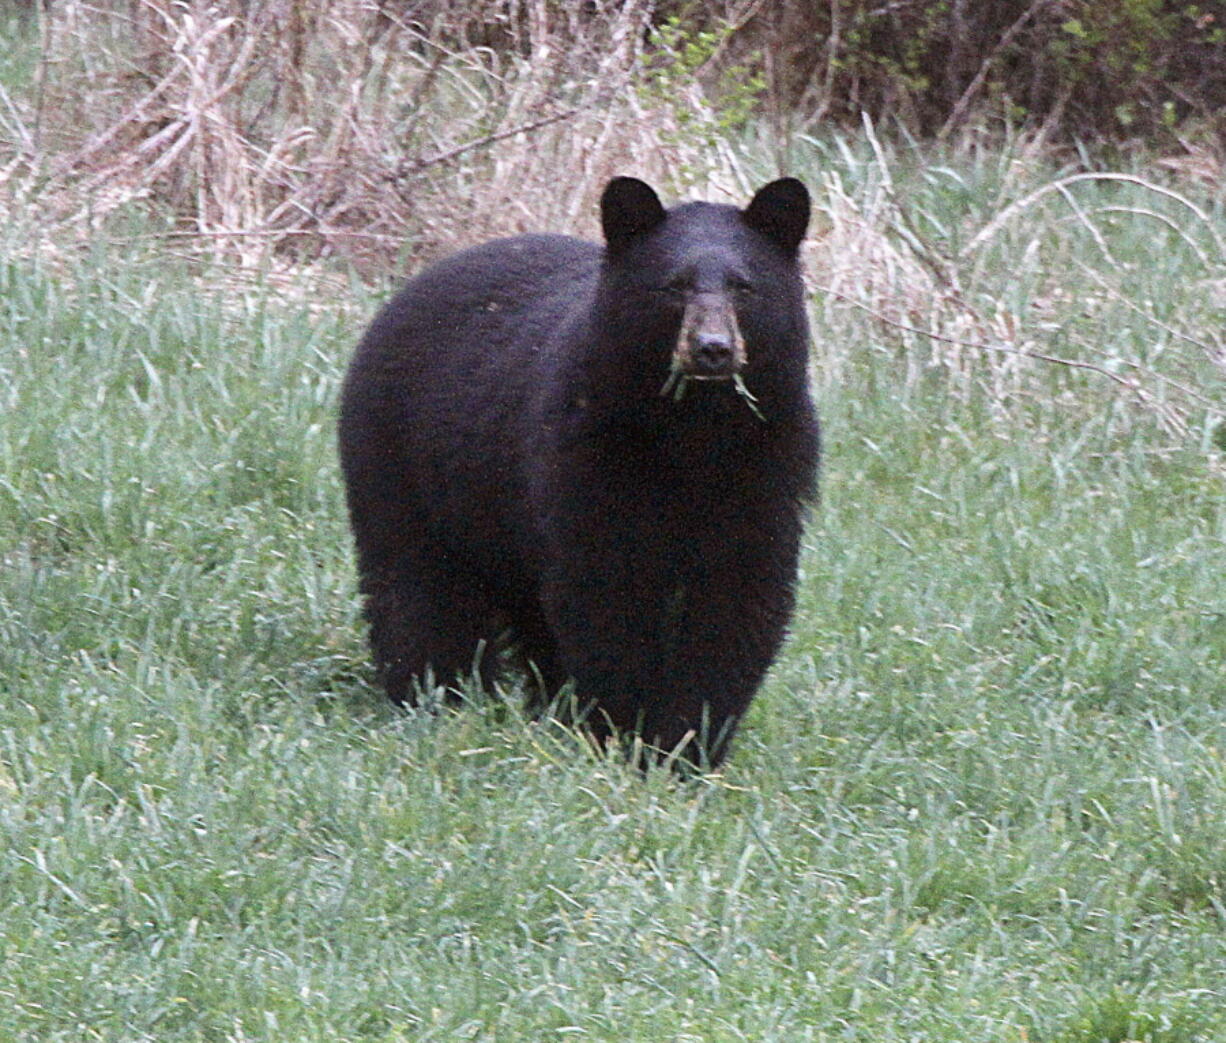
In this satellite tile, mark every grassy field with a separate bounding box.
[2,121,1225,1043]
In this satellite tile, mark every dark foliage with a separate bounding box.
[689,0,1226,143]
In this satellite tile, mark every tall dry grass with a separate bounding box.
[4,0,770,270]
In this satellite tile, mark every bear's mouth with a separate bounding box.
[681,371,735,382]
[659,366,764,419]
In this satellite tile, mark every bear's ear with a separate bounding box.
[744,178,810,254]
[601,177,667,252]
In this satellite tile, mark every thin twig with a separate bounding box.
[0,81,34,153]
[1082,206,1212,268]
[962,172,1225,260]
[937,0,1052,140]
[101,227,403,243]
[1074,260,1224,363]
[59,56,187,172]
[818,283,1142,392]
[392,82,628,181]
[1053,181,1116,266]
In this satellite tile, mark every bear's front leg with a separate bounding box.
[543,523,799,769]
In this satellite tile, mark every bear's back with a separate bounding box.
[357,233,600,372]
[339,234,603,578]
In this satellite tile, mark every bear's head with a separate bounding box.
[596,177,810,395]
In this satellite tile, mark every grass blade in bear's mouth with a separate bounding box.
[660,365,689,401]
[733,373,765,420]
[659,366,764,419]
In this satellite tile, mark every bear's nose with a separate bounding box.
[691,332,736,376]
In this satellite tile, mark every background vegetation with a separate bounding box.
[722,0,1226,141]
[2,0,1222,267]
[1,2,1224,1041]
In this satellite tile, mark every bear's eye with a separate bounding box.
[655,276,691,297]
[727,274,755,296]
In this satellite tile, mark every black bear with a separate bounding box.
[338,177,819,768]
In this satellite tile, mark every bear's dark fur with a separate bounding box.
[338,177,819,768]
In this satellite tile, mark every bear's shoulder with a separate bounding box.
[414,234,600,294]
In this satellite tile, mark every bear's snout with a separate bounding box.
[677,292,745,379]
[690,329,736,376]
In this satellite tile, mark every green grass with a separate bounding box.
[1,140,1225,1042]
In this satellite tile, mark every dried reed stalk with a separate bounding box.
[22,0,745,270]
